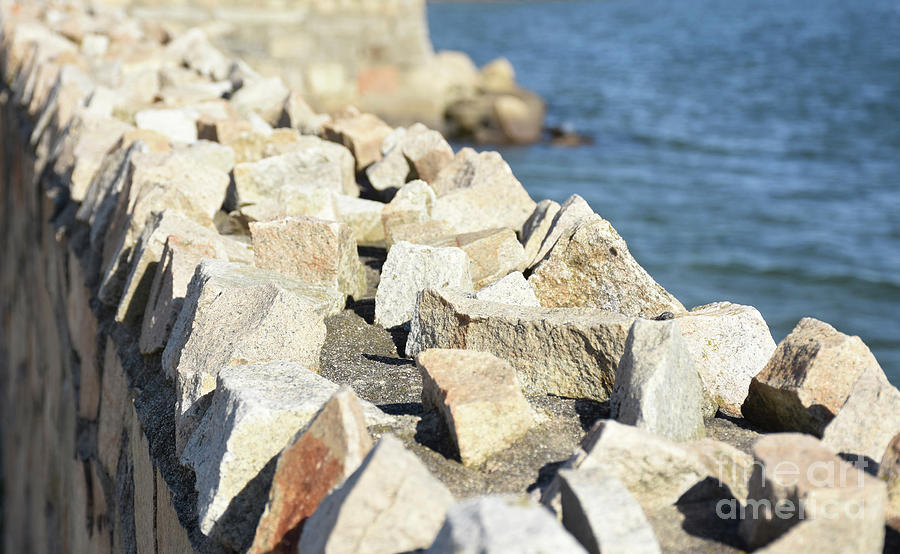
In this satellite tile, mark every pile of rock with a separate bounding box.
[1,2,898,554]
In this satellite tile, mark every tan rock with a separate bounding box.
[135,107,199,143]
[407,288,633,401]
[822,371,900,463]
[675,302,777,417]
[139,234,225,355]
[67,252,99,420]
[879,434,900,520]
[250,215,366,301]
[182,363,382,544]
[161,259,335,455]
[431,228,527,289]
[401,124,454,182]
[522,199,561,267]
[430,148,536,234]
[742,318,887,436]
[230,75,290,125]
[374,242,473,328]
[417,349,534,466]
[739,433,886,553]
[528,214,684,318]
[474,271,540,307]
[156,468,194,554]
[130,404,154,554]
[52,112,131,202]
[298,435,455,554]
[528,194,596,269]
[279,90,330,135]
[381,179,436,244]
[116,210,229,327]
[332,195,386,247]
[322,110,393,170]
[249,388,373,554]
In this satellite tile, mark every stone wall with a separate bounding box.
[1,2,898,553]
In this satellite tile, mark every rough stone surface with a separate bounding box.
[675,302,777,417]
[407,288,633,401]
[879,434,900,520]
[115,209,228,327]
[298,435,455,554]
[401,123,454,183]
[547,421,746,512]
[430,148,536,234]
[230,75,290,125]
[67,252,100,419]
[428,495,587,554]
[742,318,887,436]
[474,271,540,307]
[522,198,561,267]
[332,195,386,247]
[250,215,367,301]
[162,259,332,455]
[322,110,393,170]
[231,147,352,212]
[381,179,436,244]
[417,349,534,466]
[135,107,199,143]
[139,234,225,355]
[249,387,373,554]
[610,319,706,441]
[739,433,886,552]
[98,338,129,478]
[181,362,382,544]
[528,214,684,318]
[558,468,661,554]
[156,468,194,554]
[374,241,473,329]
[821,371,900,463]
[431,228,527,289]
[529,194,594,268]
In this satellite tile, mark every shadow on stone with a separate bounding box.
[362,353,410,366]
[415,410,458,462]
[674,478,744,550]
[210,453,279,552]
[838,452,880,476]
[526,458,568,494]
[573,398,609,431]
[378,401,423,417]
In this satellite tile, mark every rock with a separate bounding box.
[115,210,228,327]
[610,319,706,441]
[53,113,131,202]
[529,214,684,318]
[430,148,536,234]
[428,495,587,554]
[522,199,561,267]
[196,113,253,145]
[742,318,887,436]
[162,259,338,455]
[322,110,393,171]
[67,253,100,420]
[739,433,886,552]
[675,302,776,417]
[139,234,227,355]
[407,288,633,400]
[879,434,900,520]
[156,469,194,554]
[332,195,385,247]
[279,90,330,135]
[98,147,231,305]
[821,371,900,463]
[164,27,231,81]
[249,387,373,554]
[135,108,199,143]
[474,271,540,307]
[417,349,534,466]
[529,194,595,268]
[181,363,383,544]
[480,58,516,92]
[366,145,411,194]
[265,135,357,197]
[249,215,366,301]
[298,435,455,554]
[230,75,290,125]
[552,421,738,511]
[381,179,436,243]
[431,228,527,289]
[239,187,337,224]
[493,94,544,144]
[557,469,661,554]
[231,148,350,212]
[401,124,454,182]
[374,241,473,329]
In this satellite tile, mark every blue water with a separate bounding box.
[427,0,900,383]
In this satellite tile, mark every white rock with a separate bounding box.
[135,108,199,143]
[474,271,540,307]
[374,241,473,328]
